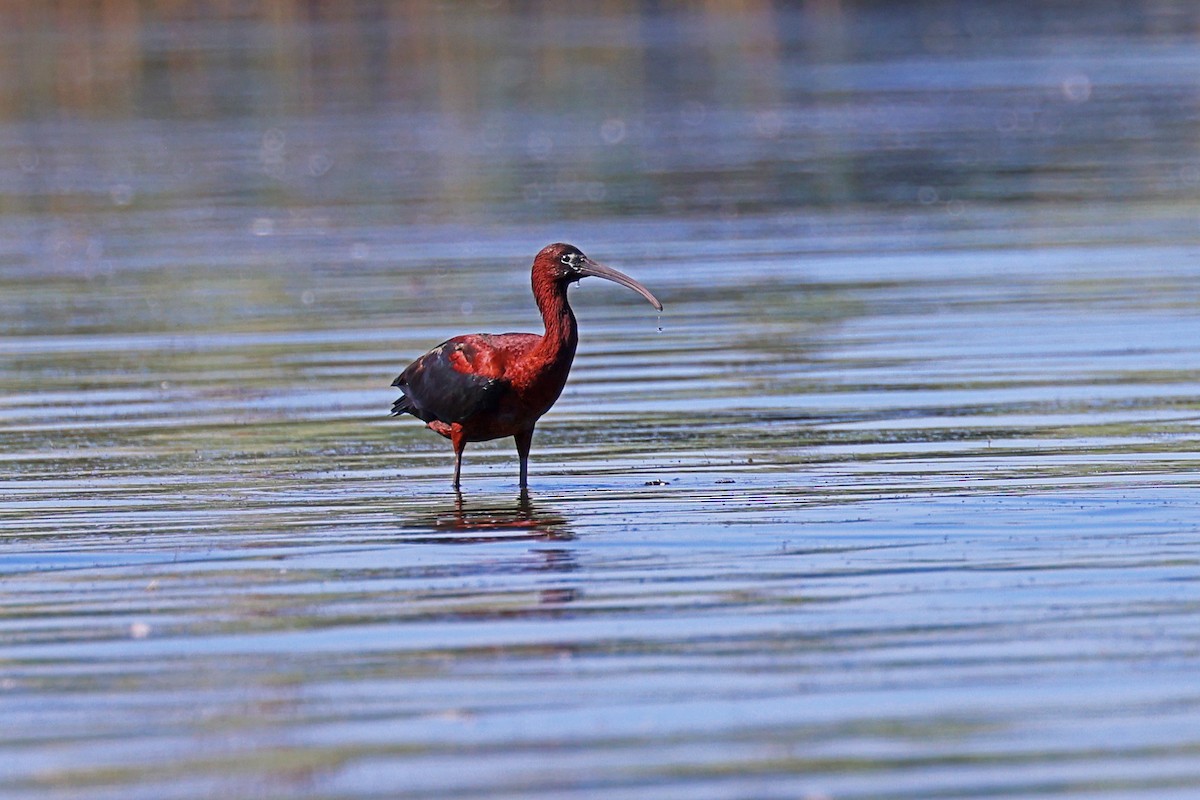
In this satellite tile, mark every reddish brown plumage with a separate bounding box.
[391,243,662,489]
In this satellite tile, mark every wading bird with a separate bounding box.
[391,243,662,489]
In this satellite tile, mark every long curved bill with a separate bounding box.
[577,256,663,311]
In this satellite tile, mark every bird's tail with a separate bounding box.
[391,393,414,417]
[390,373,411,417]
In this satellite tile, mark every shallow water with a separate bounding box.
[4,3,1200,799]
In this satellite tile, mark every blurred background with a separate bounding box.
[4,1,1199,255]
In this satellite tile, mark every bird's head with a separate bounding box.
[534,243,663,310]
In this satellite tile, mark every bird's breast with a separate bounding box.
[512,358,574,416]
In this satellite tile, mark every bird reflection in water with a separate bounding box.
[399,490,579,604]
[403,490,573,543]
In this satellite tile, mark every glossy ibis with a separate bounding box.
[391,243,662,489]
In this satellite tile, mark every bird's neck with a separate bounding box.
[532,279,578,364]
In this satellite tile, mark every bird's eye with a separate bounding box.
[560,254,573,266]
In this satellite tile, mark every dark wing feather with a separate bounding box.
[391,336,507,424]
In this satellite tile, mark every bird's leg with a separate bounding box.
[514,427,535,488]
[451,426,467,489]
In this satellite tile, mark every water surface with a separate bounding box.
[3,3,1200,799]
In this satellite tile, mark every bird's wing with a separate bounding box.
[392,334,530,424]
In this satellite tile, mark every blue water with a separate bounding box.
[3,2,1200,798]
